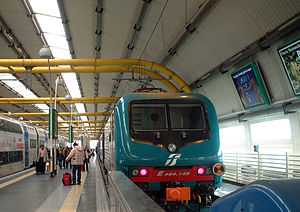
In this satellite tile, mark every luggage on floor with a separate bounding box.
[62,172,72,186]
[36,160,44,175]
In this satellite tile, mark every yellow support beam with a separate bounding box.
[0,96,119,104]
[0,111,110,117]
[39,125,103,129]
[23,120,105,124]
[0,66,177,92]
[0,58,191,92]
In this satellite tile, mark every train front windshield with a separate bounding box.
[131,104,167,131]
[169,104,206,130]
[130,101,210,147]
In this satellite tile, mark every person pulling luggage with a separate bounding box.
[66,142,84,185]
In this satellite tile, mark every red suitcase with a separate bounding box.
[62,172,72,186]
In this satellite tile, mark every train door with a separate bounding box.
[35,128,40,158]
[23,125,30,167]
[28,126,38,164]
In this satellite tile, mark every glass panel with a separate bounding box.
[131,104,167,131]
[35,14,65,35]
[8,151,16,162]
[169,104,206,130]
[250,119,291,143]
[220,125,247,152]
[43,33,69,49]
[29,0,61,17]
[30,139,37,148]
[62,73,81,97]
[0,119,5,131]
[0,152,9,165]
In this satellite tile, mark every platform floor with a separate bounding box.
[0,159,96,212]
[0,159,240,212]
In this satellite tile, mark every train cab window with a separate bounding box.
[131,104,167,131]
[169,104,207,130]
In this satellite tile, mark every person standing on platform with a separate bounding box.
[57,146,64,169]
[63,146,70,169]
[84,148,90,172]
[66,143,84,185]
[38,144,47,174]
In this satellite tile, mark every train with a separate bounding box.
[0,115,66,177]
[99,93,224,209]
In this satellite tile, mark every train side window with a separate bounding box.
[0,151,23,165]
[0,119,6,131]
[8,151,23,163]
[0,152,9,165]
[10,122,22,134]
[0,120,22,134]
[30,139,37,148]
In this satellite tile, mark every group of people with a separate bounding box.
[38,143,94,185]
[56,146,72,170]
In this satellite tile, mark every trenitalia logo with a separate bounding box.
[165,154,181,166]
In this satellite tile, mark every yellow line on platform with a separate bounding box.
[0,171,35,189]
[59,172,87,212]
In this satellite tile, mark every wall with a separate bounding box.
[194,31,300,154]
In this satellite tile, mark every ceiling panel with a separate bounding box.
[101,0,139,58]
[166,0,300,83]
[131,0,205,61]
[0,0,43,58]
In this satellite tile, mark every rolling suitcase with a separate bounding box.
[36,160,44,175]
[62,172,72,186]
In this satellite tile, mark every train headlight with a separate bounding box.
[132,169,139,176]
[213,163,225,176]
[168,143,177,153]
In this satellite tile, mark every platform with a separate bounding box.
[0,157,240,212]
[0,159,95,212]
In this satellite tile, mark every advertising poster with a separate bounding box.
[278,39,300,95]
[232,63,270,109]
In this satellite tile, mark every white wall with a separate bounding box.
[194,30,300,154]
[195,31,300,117]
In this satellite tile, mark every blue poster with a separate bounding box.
[232,66,265,108]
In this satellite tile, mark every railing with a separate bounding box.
[223,152,300,184]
